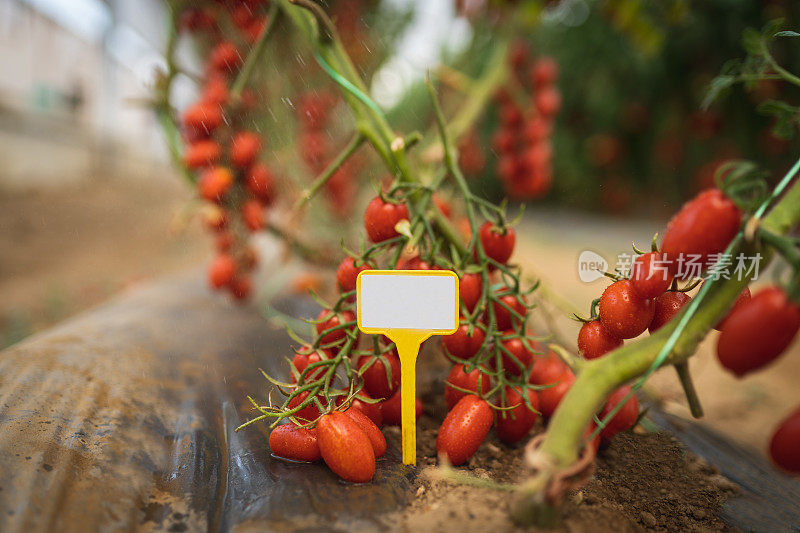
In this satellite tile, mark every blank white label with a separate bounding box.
[358,273,457,331]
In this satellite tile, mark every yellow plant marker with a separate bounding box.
[356,270,459,465]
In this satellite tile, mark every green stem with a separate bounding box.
[513,173,800,524]
[293,132,365,211]
[230,2,280,100]
[674,362,704,419]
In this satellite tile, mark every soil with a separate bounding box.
[381,399,738,532]
[372,346,740,533]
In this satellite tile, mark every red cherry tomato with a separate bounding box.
[577,320,622,359]
[290,347,323,383]
[208,254,236,289]
[396,255,432,270]
[535,87,561,117]
[528,352,567,385]
[184,139,221,169]
[531,56,558,87]
[229,276,252,301]
[241,199,265,231]
[496,386,540,444]
[649,291,691,333]
[198,166,233,203]
[317,412,375,483]
[499,333,534,376]
[491,290,527,331]
[630,252,673,300]
[245,163,275,205]
[714,286,751,331]
[661,189,742,277]
[315,309,355,346]
[287,391,325,423]
[269,423,321,462]
[364,197,409,243]
[207,41,242,74]
[442,324,486,362]
[599,280,655,339]
[230,131,261,168]
[380,390,423,425]
[349,391,383,427]
[598,386,639,442]
[183,101,223,135]
[716,286,800,377]
[444,364,491,410]
[357,352,401,400]
[344,407,386,458]
[336,257,371,294]
[479,222,515,264]
[769,406,800,474]
[436,395,494,465]
[538,370,575,418]
[459,273,482,313]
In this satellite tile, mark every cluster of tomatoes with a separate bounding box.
[576,185,800,474]
[296,91,358,218]
[177,1,277,301]
[492,42,561,200]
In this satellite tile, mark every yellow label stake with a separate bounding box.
[356,270,459,465]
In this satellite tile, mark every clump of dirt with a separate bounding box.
[379,371,740,533]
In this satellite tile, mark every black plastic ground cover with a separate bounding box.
[649,410,800,532]
[0,273,413,532]
[1,272,798,532]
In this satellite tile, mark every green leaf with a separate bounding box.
[757,100,800,140]
[702,75,737,109]
[742,28,764,56]
[775,30,800,38]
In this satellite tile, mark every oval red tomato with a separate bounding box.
[349,391,383,427]
[499,333,534,376]
[442,323,485,362]
[714,286,751,331]
[358,351,401,400]
[317,412,375,483]
[208,254,237,289]
[444,364,492,410]
[315,309,355,346]
[287,390,325,423]
[598,386,639,442]
[717,286,800,377]
[380,390,423,425]
[538,370,575,418]
[459,273,482,313]
[496,386,540,444]
[661,189,742,277]
[436,395,494,465]
[577,320,622,359]
[769,406,800,474]
[649,291,691,333]
[245,163,275,205]
[336,257,371,294]
[599,279,655,339]
[478,222,515,264]
[364,196,409,243]
[344,407,386,457]
[230,131,261,168]
[491,290,527,331]
[269,423,321,462]
[630,251,673,300]
[528,352,567,385]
